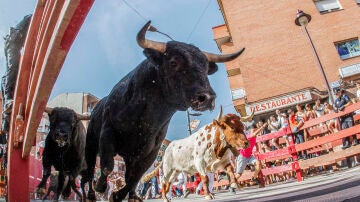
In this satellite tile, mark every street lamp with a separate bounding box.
[295,10,335,105]
[186,109,202,136]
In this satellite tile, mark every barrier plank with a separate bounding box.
[299,145,360,169]
[300,102,360,129]
[295,125,360,152]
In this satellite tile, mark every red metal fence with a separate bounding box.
[236,102,360,184]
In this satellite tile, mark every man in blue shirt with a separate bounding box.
[334,88,358,149]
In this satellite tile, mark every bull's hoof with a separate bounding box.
[128,194,143,202]
[34,187,46,195]
[86,191,96,202]
[93,178,107,193]
[204,193,215,200]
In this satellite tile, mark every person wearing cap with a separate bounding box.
[334,88,358,149]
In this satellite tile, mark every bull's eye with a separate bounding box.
[170,61,177,68]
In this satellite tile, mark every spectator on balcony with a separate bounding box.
[295,104,306,121]
[267,115,281,150]
[324,102,339,134]
[257,120,271,153]
[305,104,317,120]
[276,109,290,147]
[296,104,309,141]
[313,99,325,118]
[334,88,359,149]
[287,108,307,160]
[355,83,360,115]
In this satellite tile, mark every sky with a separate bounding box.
[0,0,240,141]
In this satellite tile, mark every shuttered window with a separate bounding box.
[335,38,360,60]
[314,0,342,13]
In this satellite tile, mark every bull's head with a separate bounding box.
[213,113,249,157]
[137,21,245,111]
[45,107,89,147]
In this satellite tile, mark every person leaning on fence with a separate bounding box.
[276,109,290,147]
[267,115,281,150]
[287,108,307,160]
[235,123,266,188]
[313,99,325,118]
[257,120,271,153]
[333,88,359,149]
[355,83,360,115]
[324,102,339,134]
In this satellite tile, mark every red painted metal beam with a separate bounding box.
[7,2,46,201]
[7,0,94,201]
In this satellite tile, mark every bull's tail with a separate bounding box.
[141,162,162,183]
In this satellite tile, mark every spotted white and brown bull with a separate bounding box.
[142,107,254,202]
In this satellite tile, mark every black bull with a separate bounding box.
[35,107,89,201]
[82,21,244,202]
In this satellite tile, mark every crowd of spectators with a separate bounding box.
[136,86,360,199]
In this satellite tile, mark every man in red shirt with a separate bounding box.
[235,122,266,189]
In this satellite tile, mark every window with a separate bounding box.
[231,88,246,100]
[335,38,360,60]
[227,68,241,76]
[314,0,342,13]
[87,103,94,113]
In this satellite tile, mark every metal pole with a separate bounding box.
[302,25,335,105]
[186,109,192,135]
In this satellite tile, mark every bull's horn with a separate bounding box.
[203,48,245,63]
[76,113,90,120]
[137,21,166,53]
[45,107,53,114]
[240,109,254,122]
[217,105,223,121]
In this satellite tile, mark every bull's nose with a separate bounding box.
[196,93,211,102]
[195,93,215,110]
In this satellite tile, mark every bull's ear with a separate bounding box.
[208,62,218,75]
[143,48,163,66]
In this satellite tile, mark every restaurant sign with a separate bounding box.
[245,90,312,115]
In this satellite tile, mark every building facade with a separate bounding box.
[213,0,360,119]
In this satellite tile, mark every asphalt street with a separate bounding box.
[33,166,360,202]
[148,166,360,202]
